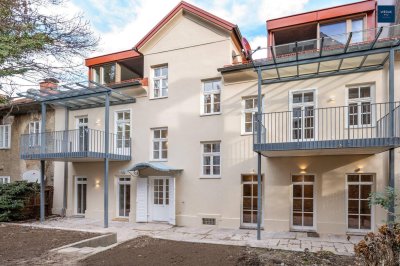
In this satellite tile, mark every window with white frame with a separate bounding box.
[202,80,221,115]
[201,142,221,177]
[152,66,168,98]
[347,86,373,127]
[152,128,168,160]
[242,97,258,134]
[0,125,11,149]
[290,90,315,140]
[90,64,116,85]
[347,174,373,231]
[116,111,131,149]
[0,176,10,184]
[29,121,41,146]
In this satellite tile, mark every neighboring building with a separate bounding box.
[0,80,55,185]
[20,0,400,235]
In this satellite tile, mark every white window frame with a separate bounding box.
[114,110,131,152]
[290,174,317,231]
[0,125,11,149]
[74,176,87,215]
[241,174,263,228]
[29,121,41,146]
[151,65,168,99]
[201,79,221,115]
[151,128,168,161]
[241,96,259,135]
[345,173,375,233]
[201,141,221,178]
[0,176,10,184]
[289,89,317,141]
[345,84,375,128]
[116,176,131,218]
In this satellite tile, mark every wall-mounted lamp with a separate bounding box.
[95,180,100,188]
[328,96,336,103]
[355,167,362,173]
[95,119,101,126]
[300,169,307,174]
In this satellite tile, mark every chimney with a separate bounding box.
[39,78,59,92]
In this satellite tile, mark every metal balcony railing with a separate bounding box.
[248,24,400,65]
[254,102,400,152]
[20,128,131,161]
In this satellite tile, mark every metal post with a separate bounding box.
[40,102,46,222]
[388,49,395,223]
[62,107,69,217]
[104,92,110,228]
[256,68,263,240]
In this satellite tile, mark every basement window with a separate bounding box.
[202,218,216,225]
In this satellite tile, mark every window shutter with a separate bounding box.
[6,125,10,148]
[136,177,148,222]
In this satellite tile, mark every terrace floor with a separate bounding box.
[22,217,362,256]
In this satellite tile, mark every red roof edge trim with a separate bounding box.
[85,50,141,67]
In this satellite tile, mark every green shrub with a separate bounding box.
[0,181,39,222]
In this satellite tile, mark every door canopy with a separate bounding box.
[128,162,182,177]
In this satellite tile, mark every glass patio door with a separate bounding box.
[77,117,88,152]
[292,174,315,230]
[241,174,262,227]
[76,177,87,215]
[118,177,131,217]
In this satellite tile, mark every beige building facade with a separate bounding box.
[43,1,400,235]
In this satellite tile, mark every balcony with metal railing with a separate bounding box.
[253,102,400,157]
[20,128,131,161]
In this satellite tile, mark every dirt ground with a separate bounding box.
[81,236,356,266]
[0,223,99,265]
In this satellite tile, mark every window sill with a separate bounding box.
[200,112,221,117]
[150,159,168,162]
[241,132,253,136]
[150,96,168,100]
[199,176,221,179]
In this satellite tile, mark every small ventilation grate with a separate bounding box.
[202,218,216,225]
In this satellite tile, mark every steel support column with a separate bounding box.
[40,102,46,222]
[256,68,263,240]
[104,92,110,228]
[62,107,69,217]
[388,49,395,223]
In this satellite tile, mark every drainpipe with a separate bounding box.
[256,67,263,240]
[62,107,69,217]
[388,48,395,223]
[40,102,47,222]
[104,92,110,228]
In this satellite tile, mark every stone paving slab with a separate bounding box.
[21,217,357,256]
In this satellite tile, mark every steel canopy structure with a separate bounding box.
[219,24,400,241]
[18,81,136,228]
[18,80,136,110]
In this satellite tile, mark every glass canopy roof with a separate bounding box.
[219,24,400,84]
[18,81,137,110]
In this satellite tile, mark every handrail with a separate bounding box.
[20,128,132,158]
[254,102,400,146]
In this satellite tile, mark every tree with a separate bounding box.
[0,0,98,102]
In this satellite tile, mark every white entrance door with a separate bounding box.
[75,176,87,215]
[136,177,175,224]
[150,177,170,221]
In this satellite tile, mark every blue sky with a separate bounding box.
[70,0,361,56]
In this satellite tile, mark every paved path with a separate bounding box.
[22,217,360,256]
